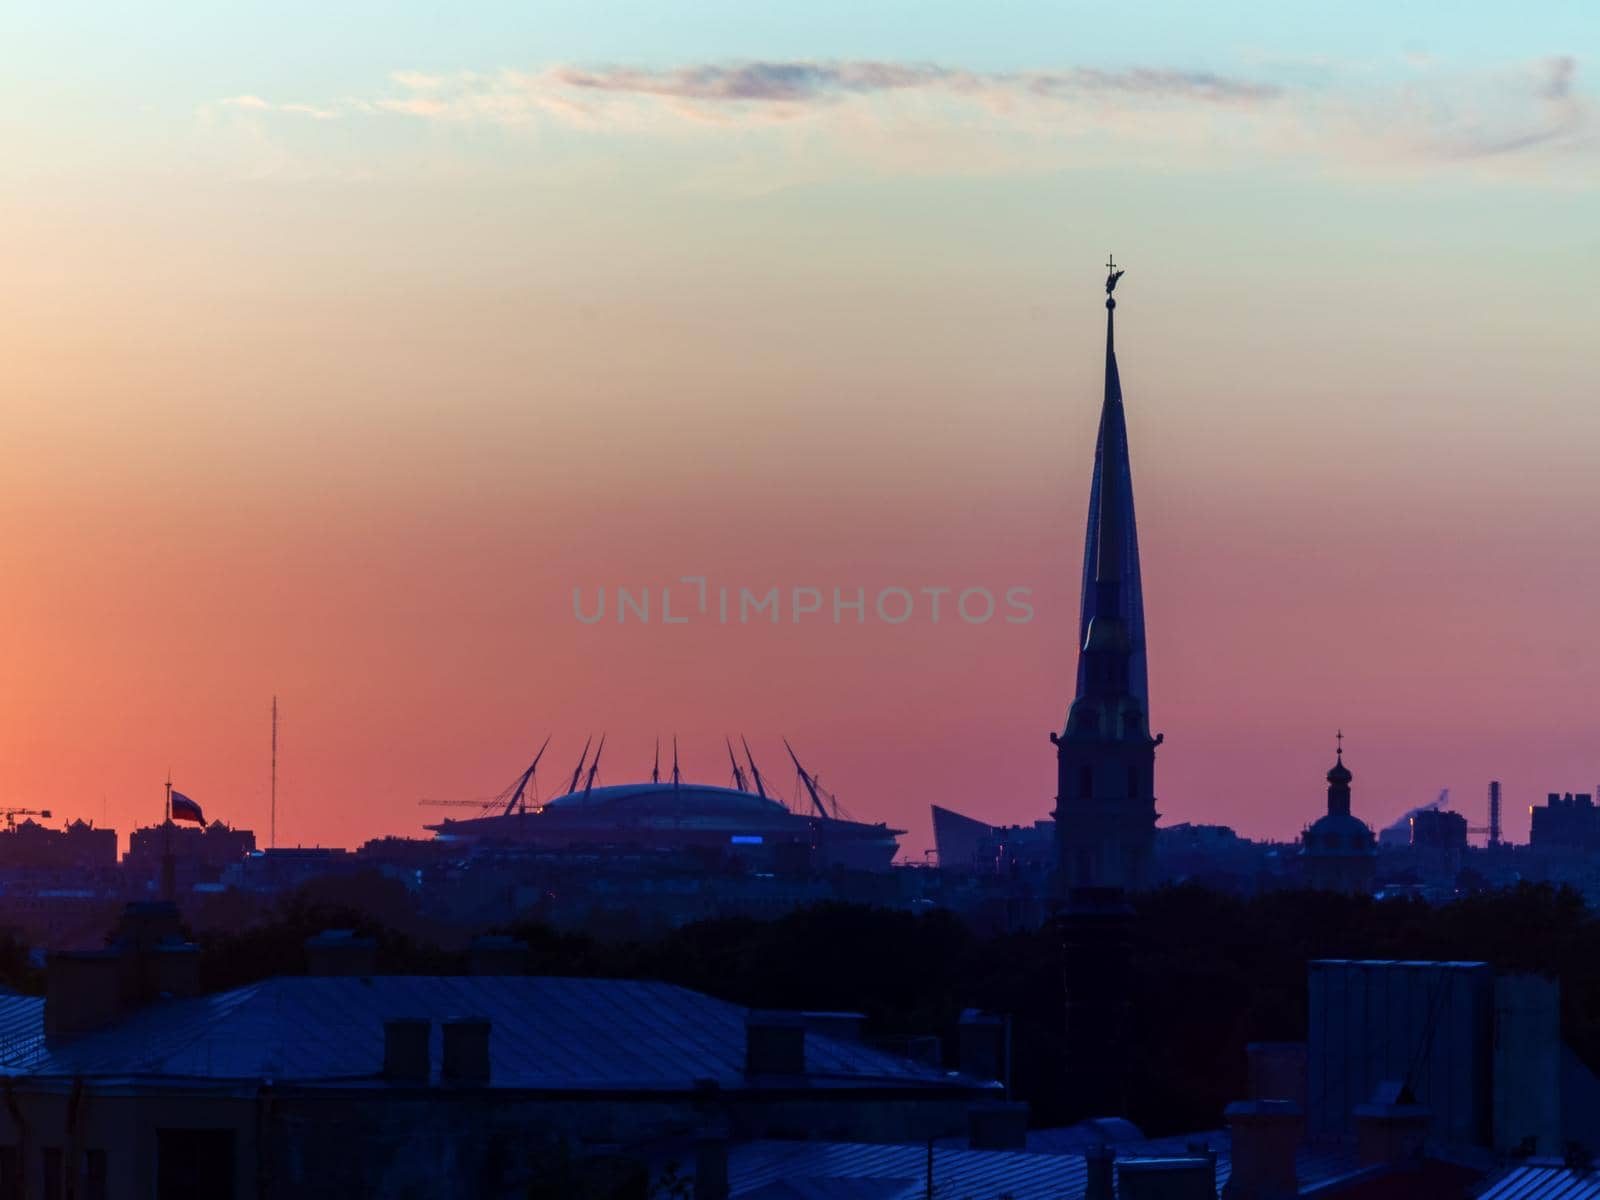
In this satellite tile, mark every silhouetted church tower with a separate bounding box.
[1052,259,1160,893]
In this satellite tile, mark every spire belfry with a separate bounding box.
[1054,259,1158,895]
[1075,259,1146,702]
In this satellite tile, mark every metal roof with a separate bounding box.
[0,976,983,1092]
[1476,1165,1600,1200]
[728,1135,1363,1199]
[730,1141,1089,1200]
[0,994,44,1063]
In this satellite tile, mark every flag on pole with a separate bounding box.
[170,791,205,825]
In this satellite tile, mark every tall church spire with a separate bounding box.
[1053,258,1158,894]
[1076,257,1147,705]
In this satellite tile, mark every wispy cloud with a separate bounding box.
[222,94,336,120]
[212,55,1595,178]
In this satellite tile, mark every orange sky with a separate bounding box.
[3,44,1598,854]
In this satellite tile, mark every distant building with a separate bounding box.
[1377,790,1448,847]
[124,820,257,894]
[1299,743,1376,895]
[1409,809,1468,852]
[427,781,903,872]
[0,818,117,870]
[930,806,1054,874]
[1530,792,1600,851]
[221,846,357,893]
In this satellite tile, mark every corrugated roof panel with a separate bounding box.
[730,1142,1089,1200]
[729,1134,1364,1200]
[1477,1165,1600,1200]
[0,977,983,1092]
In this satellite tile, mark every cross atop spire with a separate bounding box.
[1105,254,1125,302]
[1336,729,1344,760]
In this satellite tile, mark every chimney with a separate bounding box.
[958,1009,1007,1083]
[441,1017,491,1083]
[745,1011,806,1076]
[967,1100,1029,1150]
[304,929,378,977]
[44,950,124,1042]
[1084,1144,1115,1200]
[1116,1157,1216,1200]
[693,1131,730,1200]
[1246,1043,1307,1106]
[1222,1100,1302,1200]
[383,1018,431,1083]
[1354,1082,1429,1167]
[467,935,527,976]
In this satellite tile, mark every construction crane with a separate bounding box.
[2,808,52,829]
[417,736,553,818]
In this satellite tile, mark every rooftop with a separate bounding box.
[0,975,983,1093]
[726,1135,1363,1200]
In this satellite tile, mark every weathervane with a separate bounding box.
[1105,254,1125,296]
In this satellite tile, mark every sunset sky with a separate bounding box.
[2,2,1597,854]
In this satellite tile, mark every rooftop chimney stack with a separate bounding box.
[958,1009,1008,1085]
[441,1017,491,1083]
[1222,1100,1302,1200]
[1084,1144,1115,1200]
[1246,1042,1308,1107]
[383,1018,431,1083]
[1353,1082,1430,1167]
[1117,1156,1217,1200]
[744,1011,807,1076]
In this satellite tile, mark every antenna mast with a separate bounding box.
[270,695,278,849]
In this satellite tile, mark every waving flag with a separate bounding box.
[170,791,205,825]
